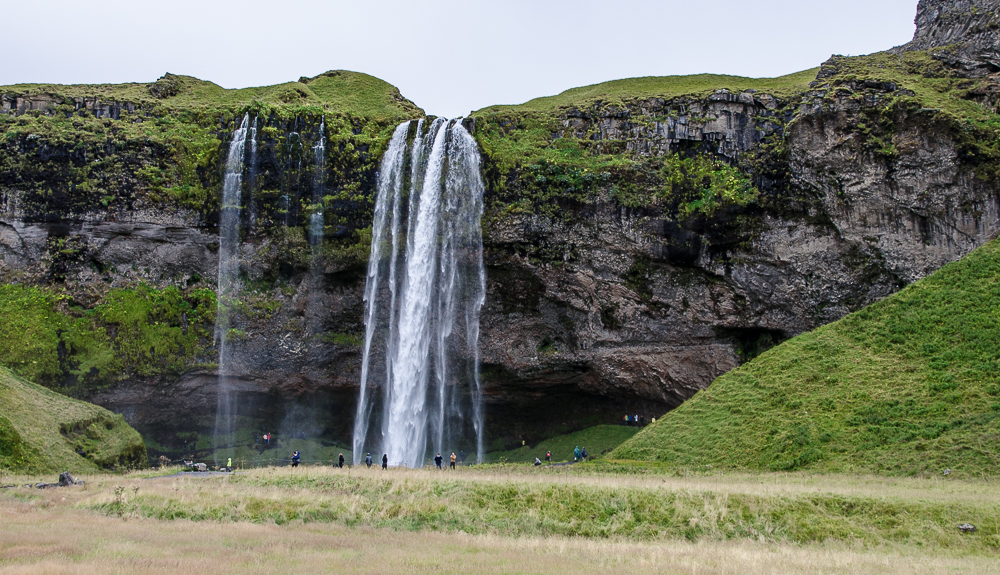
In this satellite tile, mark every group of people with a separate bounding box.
[532,446,588,465]
[284,451,469,470]
[364,453,389,469]
[254,432,273,446]
[433,452,458,469]
[622,414,646,427]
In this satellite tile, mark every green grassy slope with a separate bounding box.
[0,367,146,472]
[486,425,640,463]
[614,239,1000,477]
[0,70,423,119]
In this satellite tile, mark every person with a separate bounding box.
[652,417,656,424]
[226,457,232,472]
[382,453,388,470]
[545,451,551,464]
[291,450,301,468]
[459,450,465,463]
[450,452,457,469]
[581,447,588,461]
[338,453,345,468]
[254,433,259,445]
[365,453,373,468]
[635,415,639,427]
[534,457,542,466]
[434,453,443,469]
[623,414,628,426]
[573,446,581,462]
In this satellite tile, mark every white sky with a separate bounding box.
[4,0,918,118]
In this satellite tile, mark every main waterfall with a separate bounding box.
[353,119,486,467]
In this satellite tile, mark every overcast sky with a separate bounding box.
[4,0,918,118]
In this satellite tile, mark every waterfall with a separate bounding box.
[213,113,250,464]
[310,118,325,246]
[353,119,486,467]
[247,115,258,230]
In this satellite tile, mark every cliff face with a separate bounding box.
[474,70,999,432]
[3,3,1000,456]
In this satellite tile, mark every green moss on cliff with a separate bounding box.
[614,239,1000,477]
[811,50,1000,181]
[0,284,216,390]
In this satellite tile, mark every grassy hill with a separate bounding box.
[0,367,146,473]
[613,239,1000,477]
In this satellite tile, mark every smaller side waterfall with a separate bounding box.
[310,118,326,246]
[213,113,250,464]
[353,119,486,467]
[247,115,259,230]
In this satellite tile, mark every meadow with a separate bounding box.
[2,464,999,574]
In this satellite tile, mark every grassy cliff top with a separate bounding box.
[0,367,146,473]
[476,68,820,114]
[613,239,1000,477]
[0,70,423,119]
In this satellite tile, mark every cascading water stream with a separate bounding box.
[213,113,250,464]
[247,115,259,230]
[353,119,486,467]
[310,118,325,246]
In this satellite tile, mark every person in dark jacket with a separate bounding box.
[365,453,373,468]
[382,453,388,470]
[291,450,301,468]
[338,453,345,468]
[434,453,443,469]
[581,447,588,461]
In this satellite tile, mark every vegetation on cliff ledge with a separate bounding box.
[0,283,216,392]
[614,239,1000,477]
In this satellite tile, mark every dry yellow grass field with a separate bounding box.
[2,467,999,574]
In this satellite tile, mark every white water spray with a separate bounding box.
[353,119,486,467]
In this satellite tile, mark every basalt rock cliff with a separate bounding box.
[2,1,1000,458]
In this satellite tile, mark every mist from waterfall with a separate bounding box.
[353,119,486,467]
[213,113,250,464]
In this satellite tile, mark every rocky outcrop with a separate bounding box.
[896,0,1000,75]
